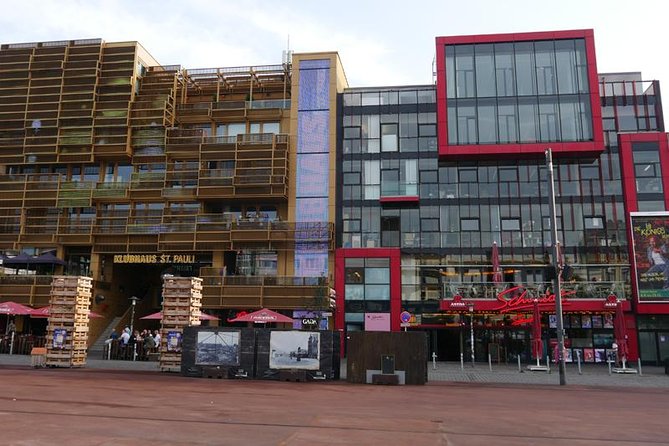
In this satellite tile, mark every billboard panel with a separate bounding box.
[631,213,669,301]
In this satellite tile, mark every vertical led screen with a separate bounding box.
[631,213,669,301]
[295,59,330,277]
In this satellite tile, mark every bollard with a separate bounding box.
[638,358,643,376]
[9,331,15,355]
[517,355,522,373]
[546,355,551,374]
[576,350,582,375]
[107,344,111,361]
[488,353,492,372]
[607,359,612,375]
[133,344,137,362]
[432,352,437,370]
[460,352,464,371]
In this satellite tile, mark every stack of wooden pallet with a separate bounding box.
[160,276,202,372]
[45,276,93,368]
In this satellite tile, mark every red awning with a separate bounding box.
[29,306,103,318]
[229,308,293,323]
[140,311,219,321]
[0,301,33,315]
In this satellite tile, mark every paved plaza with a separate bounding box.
[1,354,669,445]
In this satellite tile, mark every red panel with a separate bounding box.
[435,29,603,159]
[334,248,402,334]
[379,195,419,204]
[619,132,669,315]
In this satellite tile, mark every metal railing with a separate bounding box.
[442,281,629,301]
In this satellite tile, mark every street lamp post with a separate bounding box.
[468,302,475,367]
[545,148,567,386]
[129,296,140,334]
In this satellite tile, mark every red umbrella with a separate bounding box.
[140,311,219,321]
[29,306,104,318]
[0,301,33,315]
[491,241,503,285]
[614,300,629,364]
[229,308,293,323]
[531,299,543,362]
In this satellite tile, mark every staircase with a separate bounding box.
[88,316,122,358]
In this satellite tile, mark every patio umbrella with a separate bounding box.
[29,306,103,318]
[491,241,503,285]
[0,301,33,315]
[614,300,629,368]
[531,299,543,367]
[229,308,293,324]
[34,252,67,265]
[140,311,219,321]
[1,253,35,270]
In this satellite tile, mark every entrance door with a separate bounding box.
[638,332,657,364]
[658,332,669,364]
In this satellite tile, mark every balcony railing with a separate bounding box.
[198,271,330,310]
[442,281,629,301]
[380,181,419,197]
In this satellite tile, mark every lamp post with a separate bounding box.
[129,296,140,334]
[545,148,567,386]
[468,302,475,367]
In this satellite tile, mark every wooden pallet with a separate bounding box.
[49,295,91,305]
[51,276,93,288]
[51,287,92,297]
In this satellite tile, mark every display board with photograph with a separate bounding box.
[195,331,240,366]
[269,331,321,370]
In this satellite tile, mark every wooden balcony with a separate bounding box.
[199,273,330,310]
[0,275,53,307]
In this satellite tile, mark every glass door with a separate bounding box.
[658,332,669,363]
[638,332,658,364]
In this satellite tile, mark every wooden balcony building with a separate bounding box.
[0,38,346,341]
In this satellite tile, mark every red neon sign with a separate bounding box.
[492,286,574,314]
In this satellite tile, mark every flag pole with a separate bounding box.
[546,148,567,386]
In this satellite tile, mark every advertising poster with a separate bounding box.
[195,331,240,366]
[631,213,669,300]
[52,328,67,349]
[269,331,320,370]
[583,348,595,362]
[167,331,182,352]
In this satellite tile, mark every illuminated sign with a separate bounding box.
[492,286,574,313]
[113,254,196,264]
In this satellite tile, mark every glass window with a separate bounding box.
[475,44,496,97]
[515,42,537,96]
[263,122,280,134]
[446,46,456,99]
[461,218,479,231]
[381,123,398,152]
[344,93,361,106]
[380,91,398,105]
[365,284,390,300]
[399,114,418,138]
[559,95,580,141]
[535,41,557,95]
[494,43,515,96]
[456,99,477,144]
[497,98,517,143]
[399,90,417,104]
[417,89,435,103]
[361,92,380,106]
[477,98,497,144]
[227,123,246,136]
[501,218,520,231]
[365,268,389,284]
[584,217,604,229]
[539,97,560,141]
[455,45,475,98]
[345,284,364,300]
[555,40,578,94]
[459,168,478,182]
[518,97,538,142]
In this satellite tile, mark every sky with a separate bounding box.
[1,0,667,91]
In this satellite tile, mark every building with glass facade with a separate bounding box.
[1,29,668,365]
[336,30,668,365]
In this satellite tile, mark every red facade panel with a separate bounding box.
[435,29,604,159]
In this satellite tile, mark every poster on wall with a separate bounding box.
[195,331,240,366]
[269,331,320,370]
[166,331,182,352]
[364,313,391,331]
[52,328,67,349]
[630,213,669,300]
